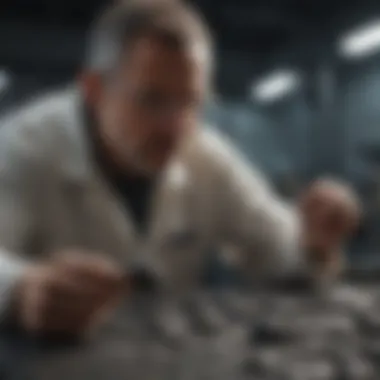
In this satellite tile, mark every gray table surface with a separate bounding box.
[5,281,380,380]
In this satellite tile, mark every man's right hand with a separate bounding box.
[14,251,125,336]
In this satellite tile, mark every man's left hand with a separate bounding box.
[299,179,361,278]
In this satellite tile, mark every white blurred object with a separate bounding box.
[331,285,375,311]
[339,19,380,59]
[251,70,301,103]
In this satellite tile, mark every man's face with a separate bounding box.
[86,37,209,175]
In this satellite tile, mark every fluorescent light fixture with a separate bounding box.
[339,19,380,59]
[251,70,301,103]
[0,70,10,93]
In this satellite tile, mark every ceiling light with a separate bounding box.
[339,19,380,59]
[251,70,301,103]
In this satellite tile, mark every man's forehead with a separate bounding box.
[125,36,210,71]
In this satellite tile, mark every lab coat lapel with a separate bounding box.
[60,88,139,264]
[62,88,192,266]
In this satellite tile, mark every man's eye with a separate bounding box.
[135,91,201,111]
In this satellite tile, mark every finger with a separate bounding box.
[57,253,124,290]
[315,181,361,220]
[322,201,359,235]
[47,267,123,307]
[46,273,118,305]
[20,266,54,332]
[33,270,121,331]
[304,195,359,235]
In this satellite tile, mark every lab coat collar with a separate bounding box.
[62,86,190,193]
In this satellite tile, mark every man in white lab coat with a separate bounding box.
[0,0,359,342]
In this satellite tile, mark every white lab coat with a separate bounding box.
[0,86,304,303]
[0,86,304,378]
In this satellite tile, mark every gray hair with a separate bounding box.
[85,0,213,74]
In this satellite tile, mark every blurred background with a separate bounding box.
[1,0,380,268]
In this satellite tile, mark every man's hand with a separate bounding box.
[15,251,125,336]
[299,179,361,278]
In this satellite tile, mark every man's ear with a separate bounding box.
[77,71,103,108]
